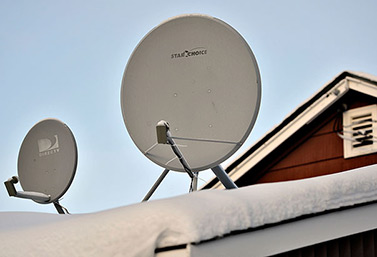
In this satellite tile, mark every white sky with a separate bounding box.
[1,0,377,214]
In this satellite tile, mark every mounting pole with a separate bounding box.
[142,169,170,201]
[190,171,198,192]
[211,165,238,189]
[53,201,69,214]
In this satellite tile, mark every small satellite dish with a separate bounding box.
[121,14,261,198]
[4,119,77,214]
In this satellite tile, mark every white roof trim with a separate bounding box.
[212,73,377,189]
[348,76,377,98]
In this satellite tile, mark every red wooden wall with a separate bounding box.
[257,114,377,183]
[252,92,377,184]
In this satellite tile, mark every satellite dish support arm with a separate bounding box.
[156,121,195,179]
[4,176,51,203]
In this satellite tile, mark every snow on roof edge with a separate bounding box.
[1,164,377,257]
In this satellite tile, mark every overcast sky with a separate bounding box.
[1,0,377,214]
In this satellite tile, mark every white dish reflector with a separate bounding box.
[17,118,77,203]
[121,14,261,172]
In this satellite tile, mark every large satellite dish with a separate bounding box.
[4,119,77,214]
[121,14,261,197]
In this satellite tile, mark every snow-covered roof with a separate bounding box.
[1,164,377,256]
[205,71,377,189]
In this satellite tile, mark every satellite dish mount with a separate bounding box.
[142,120,238,201]
[4,176,68,214]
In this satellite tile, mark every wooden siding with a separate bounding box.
[240,91,377,185]
[257,115,377,183]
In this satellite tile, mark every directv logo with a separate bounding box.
[171,47,207,59]
[38,135,60,157]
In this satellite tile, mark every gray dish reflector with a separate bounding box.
[17,119,78,203]
[121,14,261,172]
